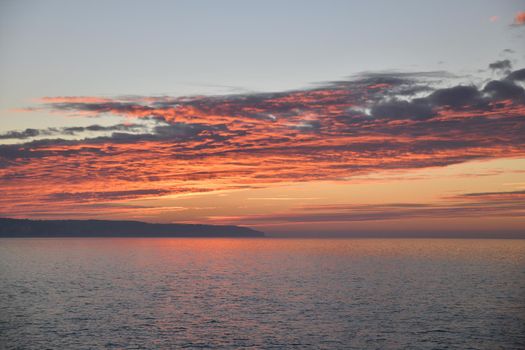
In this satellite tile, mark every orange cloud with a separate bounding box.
[2,68,525,220]
[514,11,525,26]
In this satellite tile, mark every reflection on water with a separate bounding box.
[1,238,524,349]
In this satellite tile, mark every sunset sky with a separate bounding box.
[1,0,525,236]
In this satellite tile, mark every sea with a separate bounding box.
[1,238,524,349]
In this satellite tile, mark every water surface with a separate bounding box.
[1,238,524,349]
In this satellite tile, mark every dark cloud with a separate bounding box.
[47,189,172,201]
[351,70,450,85]
[506,68,525,82]
[483,80,525,101]
[370,99,435,120]
[153,122,229,140]
[68,124,144,133]
[0,120,237,149]
[460,190,525,198]
[489,59,512,72]
[0,124,146,140]
[0,128,41,140]
[366,70,525,120]
[50,101,153,114]
[427,85,481,108]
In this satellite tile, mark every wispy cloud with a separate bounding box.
[0,123,146,140]
[207,190,525,226]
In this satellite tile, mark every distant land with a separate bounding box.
[0,218,264,238]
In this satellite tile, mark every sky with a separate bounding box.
[1,0,525,236]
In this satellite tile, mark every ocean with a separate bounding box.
[1,238,524,349]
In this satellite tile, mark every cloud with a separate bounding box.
[427,85,481,108]
[506,68,525,82]
[459,189,525,199]
[0,123,146,140]
[0,128,40,140]
[513,11,525,26]
[483,80,525,101]
[1,65,525,218]
[207,192,525,225]
[488,59,512,73]
[370,99,435,120]
[47,189,172,201]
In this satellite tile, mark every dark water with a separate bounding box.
[1,238,524,349]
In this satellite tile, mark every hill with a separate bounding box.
[0,218,264,238]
